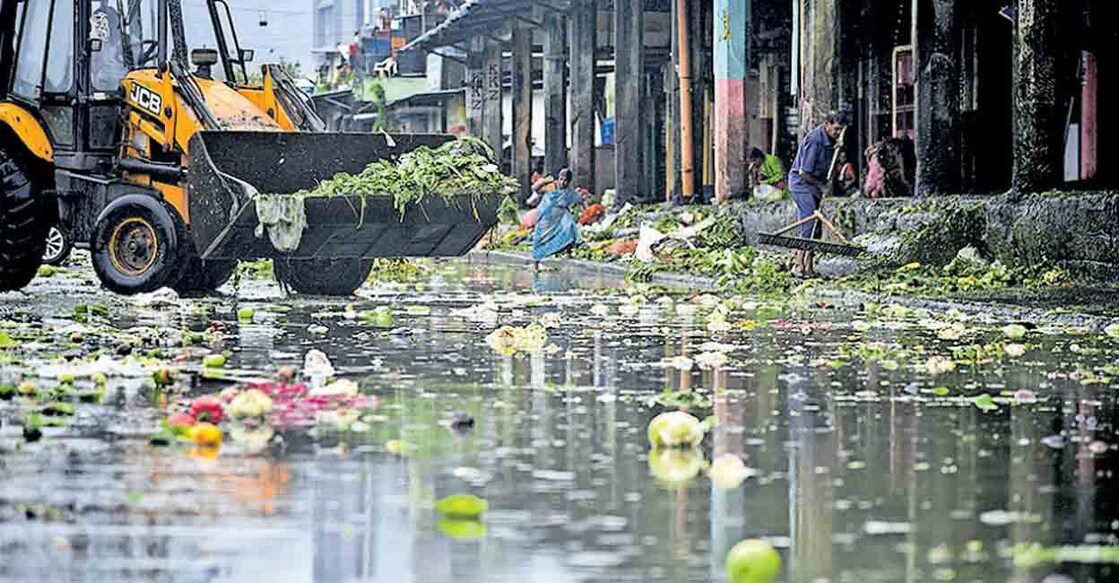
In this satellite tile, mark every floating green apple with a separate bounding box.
[726,539,781,583]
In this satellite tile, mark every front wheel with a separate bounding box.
[91,200,180,295]
[274,258,373,296]
[42,226,72,266]
[0,149,47,291]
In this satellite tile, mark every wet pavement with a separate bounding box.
[1,255,1117,582]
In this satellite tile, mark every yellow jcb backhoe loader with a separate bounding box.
[0,0,498,296]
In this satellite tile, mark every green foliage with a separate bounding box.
[698,212,745,250]
[843,255,1070,298]
[367,259,422,283]
[297,136,519,218]
[497,196,521,225]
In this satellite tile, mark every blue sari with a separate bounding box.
[531,187,582,261]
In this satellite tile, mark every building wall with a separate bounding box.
[181,0,315,77]
[310,0,370,66]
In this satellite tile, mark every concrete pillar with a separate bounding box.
[465,38,486,138]
[614,0,644,205]
[482,40,504,159]
[713,0,749,202]
[912,0,962,196]
[802,0,839,130]
[543,13,568,174]
[512,25,533,201]
[1012,0,1063,194]
[569,0,596,195]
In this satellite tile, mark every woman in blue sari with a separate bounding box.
[531,168,583,265]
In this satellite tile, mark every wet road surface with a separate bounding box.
[1,256,1117,582]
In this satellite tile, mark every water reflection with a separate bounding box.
[0,260,1117,582]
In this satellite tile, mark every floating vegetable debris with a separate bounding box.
[648,448,705,489]
[726,539,781,583]
[647,411,706,448]
[485,324,548,356]
[709,454,754,489]
[434,494,489,519]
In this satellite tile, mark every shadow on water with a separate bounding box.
[0,258,1116,582]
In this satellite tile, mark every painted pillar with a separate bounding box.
[543,13,568,174]
[1012,0,1063,194]
[482,40,504,159]
[569,0,597,195]
[614,0,644,205]
[1080,51,1097,181]
[512,25,533,201]
[912,0,962,196]
[713,0,749,202]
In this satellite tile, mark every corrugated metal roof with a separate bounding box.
[399,0,569,53]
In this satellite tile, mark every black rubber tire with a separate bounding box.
[0,150,47,292]
[274,258,373,296]
[91,200,179,295]
[42,225,72,266]
[167,210,236,296]
[171,255,237,296]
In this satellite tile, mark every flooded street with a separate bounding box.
[1,256,1117,582]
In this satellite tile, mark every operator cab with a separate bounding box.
[2,0,257,168]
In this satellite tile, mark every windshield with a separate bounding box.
[118,0,159,68]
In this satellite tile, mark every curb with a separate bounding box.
[470,251,1115,330]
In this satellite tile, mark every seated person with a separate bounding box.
[748,147,789,200]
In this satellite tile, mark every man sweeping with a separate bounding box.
[787,111,846,278]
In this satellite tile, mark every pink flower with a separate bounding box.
[168,412,196,427]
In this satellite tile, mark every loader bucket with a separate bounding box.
[186,131,502,260]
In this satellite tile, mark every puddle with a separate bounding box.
[0,256,1117,582]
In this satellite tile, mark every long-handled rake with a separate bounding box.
[758,128,865,257]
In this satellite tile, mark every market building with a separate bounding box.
[395,0,1118,204]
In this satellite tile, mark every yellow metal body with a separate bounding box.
[0,102,53,161]
[117,69,286,223]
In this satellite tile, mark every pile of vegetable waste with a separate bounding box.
[256,136,519,252]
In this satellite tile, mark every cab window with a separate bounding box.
[90,0,129,91]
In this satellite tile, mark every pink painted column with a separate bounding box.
[1081,51,1098,181]
[714,0,749,202]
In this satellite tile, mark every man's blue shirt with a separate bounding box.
[788,126,834,195]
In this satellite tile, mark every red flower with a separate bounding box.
[189,396,224,424]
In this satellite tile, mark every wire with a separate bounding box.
[180,0,310,16]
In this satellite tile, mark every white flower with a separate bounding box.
[590,304,610,317]
[1004,343,1026,358]
[227,388,273,418]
